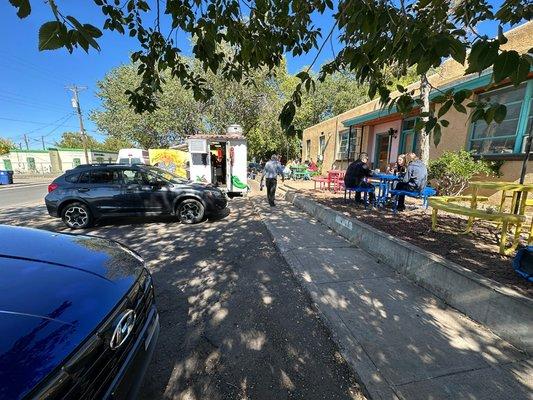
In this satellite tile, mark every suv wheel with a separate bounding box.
[177,199,205,224]
[61,202,93,229]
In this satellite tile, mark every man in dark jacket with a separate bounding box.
[344,153,374,203]
[395,153,427,211]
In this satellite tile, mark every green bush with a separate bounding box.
[428,150,493,196]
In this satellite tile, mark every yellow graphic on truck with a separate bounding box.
[148,149,188,178]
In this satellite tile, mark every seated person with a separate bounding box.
[308,159,318,172]
[395,153,427,211]
[389,154,407,189]
[344,152,375,204]
[283,164,292,179]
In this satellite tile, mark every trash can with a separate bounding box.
[6,170,13,184]
[0,170,9,185]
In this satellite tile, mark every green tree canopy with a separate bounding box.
[0,137,15,155]
[8,0,532,139]
[90,57,376,160]
[55,131,100,149]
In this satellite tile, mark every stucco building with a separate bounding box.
[302,21,533,184]
[2,148,118,173]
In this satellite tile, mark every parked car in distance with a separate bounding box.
[0,225,159,399]
[116,148,150,165]
[45,164,228,229]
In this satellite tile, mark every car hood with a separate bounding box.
[0,225,143,399]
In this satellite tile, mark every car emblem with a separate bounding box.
[110,309,136,350]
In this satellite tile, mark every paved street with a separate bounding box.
[0,192,364,399]
[0,183,49,208]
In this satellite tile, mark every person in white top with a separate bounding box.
[260,154,284,206]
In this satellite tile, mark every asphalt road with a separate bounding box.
[0,183,48,209]
[0,195,364,400]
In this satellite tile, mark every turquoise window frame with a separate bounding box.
[467,80,533,155]
[399,117,419,154]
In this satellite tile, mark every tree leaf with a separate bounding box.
[493,104,507,124]
[453,103,467,114]
[433,123,442,146]
[9,0,31,18]
[38,21,64,51]
[493,50,519,83]
[438,99,453,118]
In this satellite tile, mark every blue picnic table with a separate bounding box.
[370,173,399,207]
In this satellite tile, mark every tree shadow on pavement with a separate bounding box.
[0,200,364,400]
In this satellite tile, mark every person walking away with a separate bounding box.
[344,153,375,204]
[260,154,284,207]
[395,153,427,211]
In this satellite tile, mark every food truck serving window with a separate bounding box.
[189,139,207,153]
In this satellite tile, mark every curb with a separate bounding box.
[279,187,532,355]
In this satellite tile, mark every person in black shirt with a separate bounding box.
[344,153,375,204]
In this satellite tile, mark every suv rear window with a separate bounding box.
[77,169,121,184]
[65,173,79,183]
[91,170,121,184]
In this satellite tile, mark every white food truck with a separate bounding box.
[188,125,248,197]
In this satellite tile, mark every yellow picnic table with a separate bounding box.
[466,181,533,232]
[466,181,532,254]
[430,181,532,255]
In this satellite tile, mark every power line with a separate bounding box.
[0,91,67,110]
[0,116,80,130]
[0,95,68,113]
[25,112,76,135]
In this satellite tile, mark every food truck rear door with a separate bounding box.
[226,139,248,194]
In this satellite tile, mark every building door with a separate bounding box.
[374,133,389,171]
[3,159,12,170]
[26,157,36,171]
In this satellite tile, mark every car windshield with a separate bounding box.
[146,166,189,184]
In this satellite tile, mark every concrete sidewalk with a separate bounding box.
[251,190,532,400]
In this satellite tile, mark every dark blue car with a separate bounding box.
[0,225,159,399]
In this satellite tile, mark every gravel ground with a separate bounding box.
[0,198,364,400]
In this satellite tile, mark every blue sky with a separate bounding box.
[0,0,505,148]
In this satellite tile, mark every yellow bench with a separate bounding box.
[429,197,526,255]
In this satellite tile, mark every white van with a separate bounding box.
[117,149,150,165]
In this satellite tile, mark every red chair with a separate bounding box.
[312,176,328,190]
[327,170,346,192]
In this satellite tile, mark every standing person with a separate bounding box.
[344,153,375,204]
[260,154,284,207]
[395,153,427,211]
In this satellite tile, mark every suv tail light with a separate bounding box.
[48,183,58,193]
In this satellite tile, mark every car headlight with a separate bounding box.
[206,189,224,198]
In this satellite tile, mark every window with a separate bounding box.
[337,128,358,160]
[95,157,104,164]
[79,171,91,183]
[65,173,80,183]
[123,169,149,185]
[469,82,532,155]
[73,158,81,167]
[319,135,326,159]
[90,169,121,184]
[306,140,311,159]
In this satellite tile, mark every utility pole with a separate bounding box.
[66,84,89,164]
[41,136,46,150]
[23,134,29,150]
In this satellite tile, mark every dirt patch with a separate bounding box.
[295,188,532,298]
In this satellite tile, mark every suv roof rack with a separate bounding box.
[73,163,119,168]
